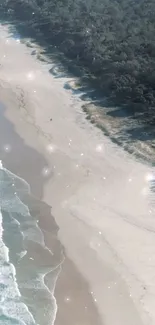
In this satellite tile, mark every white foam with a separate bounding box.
[5,168,30,193]
[0,160,3,169]
[0,166,62,325]
[0,209,35,325]
[17,250,27,259]
[0,162,30,193]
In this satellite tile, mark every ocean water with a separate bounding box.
[0,160,63,325]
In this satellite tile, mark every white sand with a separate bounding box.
[0,24,155,325]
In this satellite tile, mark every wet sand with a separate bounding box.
[0,102,103,325]
[0,23,155,325]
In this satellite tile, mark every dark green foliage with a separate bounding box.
[1,0,155,121]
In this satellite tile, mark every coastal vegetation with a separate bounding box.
[1,0,155,125]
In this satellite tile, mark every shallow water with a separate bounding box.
[0,161,63,325]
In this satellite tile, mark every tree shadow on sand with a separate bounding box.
[1,17,155,164]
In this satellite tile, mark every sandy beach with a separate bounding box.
[0,23,155,325]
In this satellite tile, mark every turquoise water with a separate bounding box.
[0,160,62,325]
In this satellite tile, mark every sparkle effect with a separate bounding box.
[46,144,56,153]
[96,144,103,153]
[4,144,11,153]
[68,139,72,146]
[27,71,35,81]
[65,297,71,302]
[42,167,50,177]
[145,172,154,182]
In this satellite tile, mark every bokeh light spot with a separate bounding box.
[96,144,103,153]
[42,167,50,177]
[4,144,11,153]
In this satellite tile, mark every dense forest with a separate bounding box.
[1,0,155,123]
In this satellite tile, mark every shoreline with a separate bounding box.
[0,23,154,325]
[0,100,103,325]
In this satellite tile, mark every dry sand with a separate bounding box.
[0,24,155,325]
